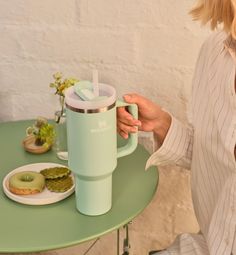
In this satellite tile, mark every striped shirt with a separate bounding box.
[146,31,236,255]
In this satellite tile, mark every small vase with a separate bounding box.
[54,110,68,160]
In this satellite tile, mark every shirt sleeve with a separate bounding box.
[145,116,194,170]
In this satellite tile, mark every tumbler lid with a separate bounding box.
[65,82,116,111]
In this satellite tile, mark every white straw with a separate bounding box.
[92,69,99,97]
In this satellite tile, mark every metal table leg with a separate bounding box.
[117,228,120,255]
[117,222,131,255]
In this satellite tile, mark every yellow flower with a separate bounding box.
[50,72,79,98]
[53,72,62,80]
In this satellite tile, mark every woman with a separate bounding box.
[117,0,236,254]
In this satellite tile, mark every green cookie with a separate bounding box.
[40,167,71,179]
[45,176,73,193]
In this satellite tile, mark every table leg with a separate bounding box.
[117,222,131,255]
[82,238,100,255]
[122,223,130,255]
[117,228,120,255]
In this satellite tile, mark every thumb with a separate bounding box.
[123,93,147,108]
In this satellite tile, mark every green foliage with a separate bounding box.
[36,123,55,149]
[26,117,55,148]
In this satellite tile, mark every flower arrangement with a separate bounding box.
[50,72,78,123]
[26,117,55,149]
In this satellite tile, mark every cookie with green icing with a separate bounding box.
[40,167,71,179]
[45,176,73,193]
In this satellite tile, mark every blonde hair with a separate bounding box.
[190,0,236,38]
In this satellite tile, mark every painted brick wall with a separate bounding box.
[0,0,210,122]
[0,0,211,254]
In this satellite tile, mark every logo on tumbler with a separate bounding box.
[91,120,111,133]
[98,120,107,129]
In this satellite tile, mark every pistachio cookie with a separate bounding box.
[40,167,71,179]
[45,176,73,193]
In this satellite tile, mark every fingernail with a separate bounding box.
[132,127,138,132]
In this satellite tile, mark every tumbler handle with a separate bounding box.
[116,100,138,158]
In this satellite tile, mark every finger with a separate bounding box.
[117,121,138,134]
[119,130,129,139]
[123,93,148,106]
[117,126,129,139]
[123,93,160,117]
[117,107,141,126]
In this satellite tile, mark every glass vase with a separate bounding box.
[54,110,68,160]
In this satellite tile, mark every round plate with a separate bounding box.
[2,162,75,205]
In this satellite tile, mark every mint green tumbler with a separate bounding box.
[65,83,138,216]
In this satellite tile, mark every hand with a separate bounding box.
[117,93,171,145]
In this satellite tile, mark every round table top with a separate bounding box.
[0,120,158,253]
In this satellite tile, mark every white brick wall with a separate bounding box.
[0,0,211,254]
[0,0,210,122]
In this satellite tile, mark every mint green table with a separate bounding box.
[0,120,158,254]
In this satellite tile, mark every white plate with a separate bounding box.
[2,162,75,205]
